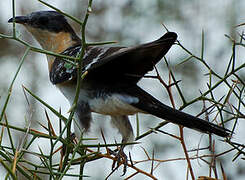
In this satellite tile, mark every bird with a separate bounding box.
[8,11,230,153]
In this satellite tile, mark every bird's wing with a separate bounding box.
[84,32,177,84]
[49,45,81,84]
[49,32,177,85]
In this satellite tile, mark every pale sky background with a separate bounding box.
[0,0,245,179]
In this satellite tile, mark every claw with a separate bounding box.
[61,133,77,156]
[109,147,128,176]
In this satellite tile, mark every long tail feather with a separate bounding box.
[127,87,230,137]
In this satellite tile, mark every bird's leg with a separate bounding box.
[61,101,92,158]
[61,133,77,156]
[110,115,134,175]
[111,142,128,175]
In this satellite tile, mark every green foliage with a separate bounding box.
[0,0,245,179]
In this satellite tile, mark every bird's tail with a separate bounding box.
[127,87,230,137]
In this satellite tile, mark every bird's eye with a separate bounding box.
[38,16,49,25]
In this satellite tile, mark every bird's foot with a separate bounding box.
[61,133,77,156]
[109,147,128,176]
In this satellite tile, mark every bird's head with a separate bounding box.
[8,11,81,53]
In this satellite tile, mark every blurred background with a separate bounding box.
[0,0,245,179]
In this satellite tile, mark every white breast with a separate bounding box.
[89,94,143,115]
[56,84,144,115]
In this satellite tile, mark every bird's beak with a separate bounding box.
[8,16,29,24]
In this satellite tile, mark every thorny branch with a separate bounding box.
[0,0,244,179]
